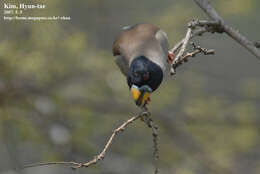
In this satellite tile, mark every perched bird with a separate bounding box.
[112,23,174,107]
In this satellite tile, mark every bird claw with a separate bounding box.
[167,51,175,64]
[144,97,151,105]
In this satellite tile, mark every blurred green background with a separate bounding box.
[0,0,260,174]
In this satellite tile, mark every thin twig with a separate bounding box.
[173,28,192,63]
[188,19,223,33]
[189,19,220,29]
[170,19,219,75]
[22,162,83,169]
[22,109,149,170]
[170,19,220,55]
[172,42,214,70]
[170,28,192,75]
[190,42,215,55]
[170,27,207,54]
[141,109,159,174]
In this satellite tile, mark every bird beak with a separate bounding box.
[131,85,152,107]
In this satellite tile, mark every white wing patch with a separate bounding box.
[122,25,132,30]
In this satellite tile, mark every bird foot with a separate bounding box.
[144,97,151,105]
[167,51,175,64]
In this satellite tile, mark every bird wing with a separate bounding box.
[154,29,170,73]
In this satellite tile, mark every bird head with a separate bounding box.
[127,56,163,107]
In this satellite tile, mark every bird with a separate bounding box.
[112,23,174,108]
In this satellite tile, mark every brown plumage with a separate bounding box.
[112,23,170,76]
[112,23,171,107]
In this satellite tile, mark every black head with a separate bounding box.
[127,56,163,91]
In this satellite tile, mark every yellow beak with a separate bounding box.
[131,85,152,107]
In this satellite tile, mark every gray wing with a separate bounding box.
[155,29,169,59]
[155,29,170,73]
[112,25,137,77]
[114,55,129,76]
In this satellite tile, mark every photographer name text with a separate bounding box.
[4,3,46,10]
[3,2,71,21]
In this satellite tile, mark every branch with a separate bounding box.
[172,42,214,70]
[184,42,215,60]
[170,0,260,74]
[170,20,220,55]
[22,109,152,170]
[170,19,216,75]
[170,0,259,75]
[141,112,159,174]
[170,27,192,75]
[193,0,260,59]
